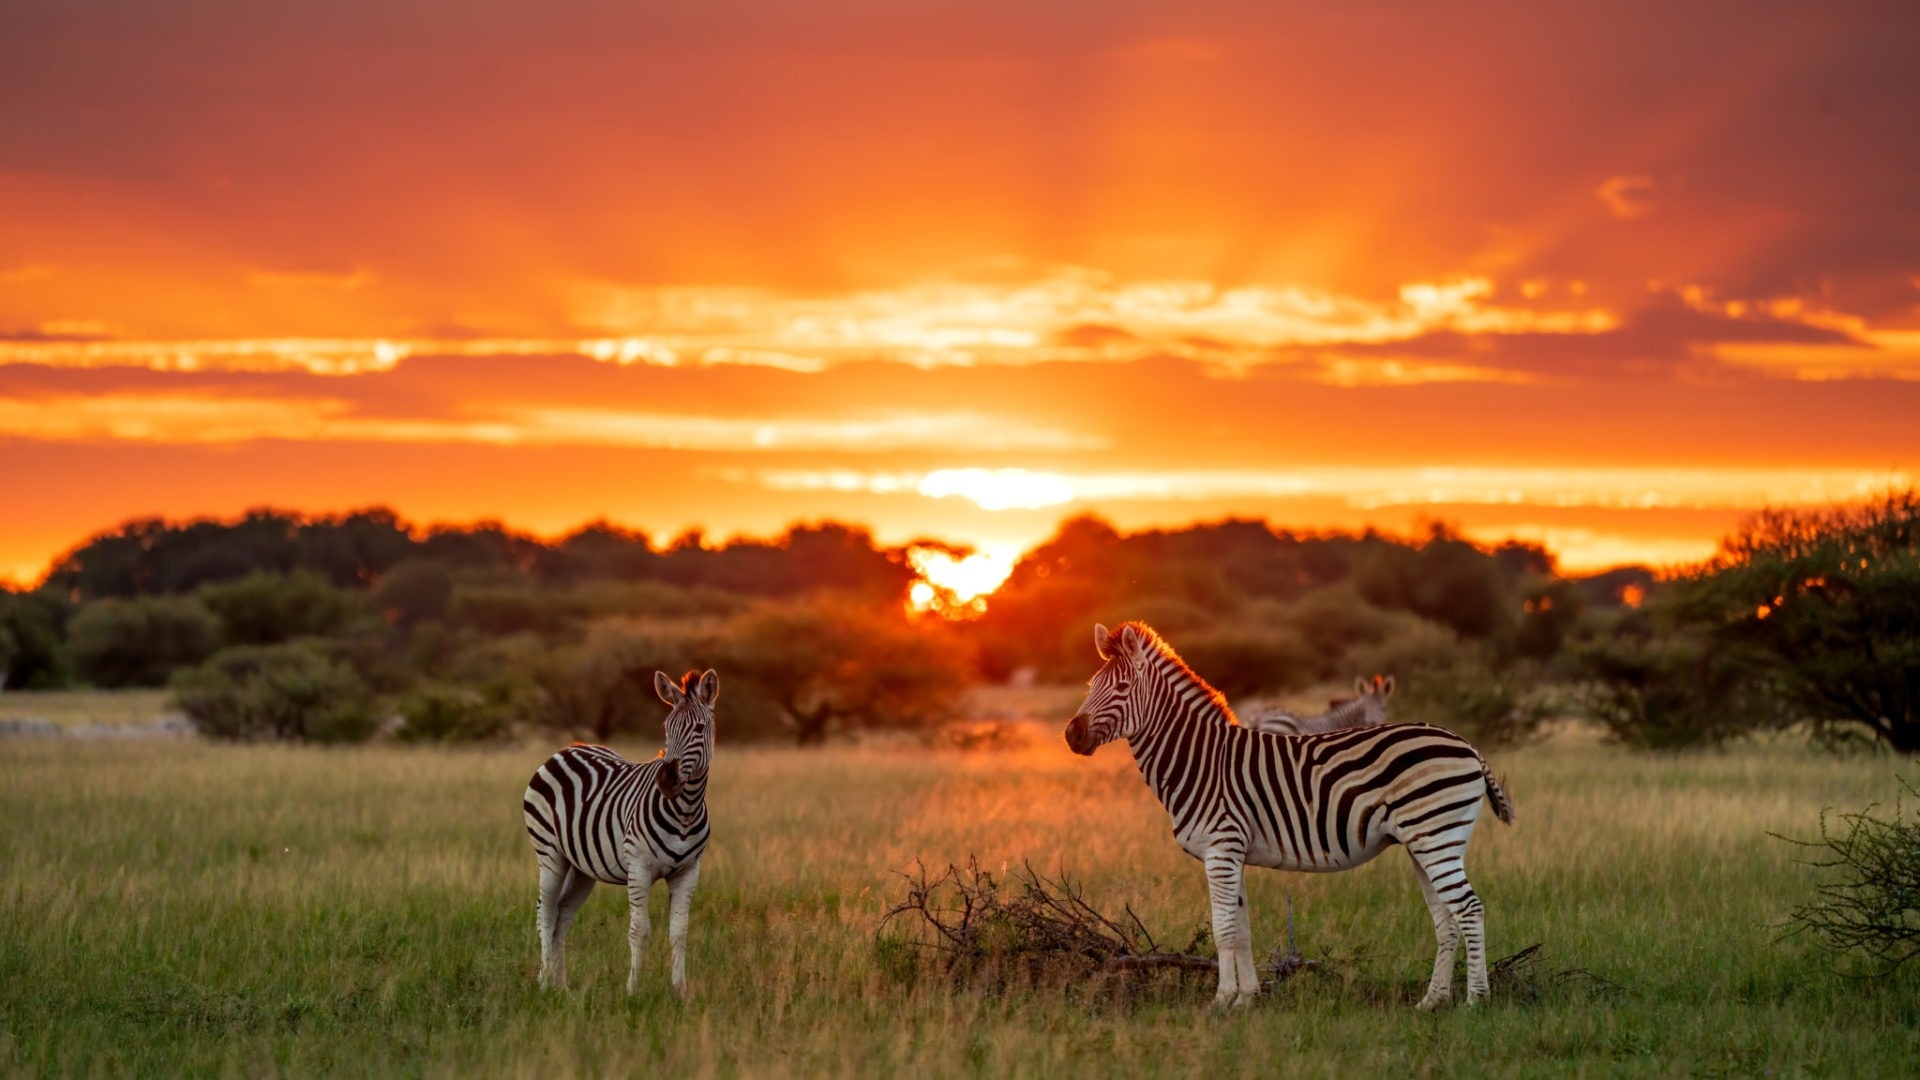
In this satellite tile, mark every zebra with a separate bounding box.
[522,669,717,997]
[1062,622,1512,1009]
[1241,674,1395,736]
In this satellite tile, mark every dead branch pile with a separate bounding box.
[1488,943,1626,1003]
[880,856,1215,979]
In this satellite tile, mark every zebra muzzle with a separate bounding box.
[1064,714,1096,756]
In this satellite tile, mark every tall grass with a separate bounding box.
[3,721,1917,1077]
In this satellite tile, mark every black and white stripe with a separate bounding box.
[523,669,718,997]
[1241,674,1394,736]
[1064,623,1511,1008]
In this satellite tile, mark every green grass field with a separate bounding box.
[3,709,1917,1077]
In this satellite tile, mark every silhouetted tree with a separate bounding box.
[68,596,223,687]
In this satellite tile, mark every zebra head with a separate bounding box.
[1064,622,1146,755]
[1349,674,1396,726]
[652,669,718,798]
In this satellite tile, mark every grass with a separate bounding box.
[0,689,175,728]
[3,707,1918,1077]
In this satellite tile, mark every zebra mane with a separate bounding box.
[1115,621,1239,726]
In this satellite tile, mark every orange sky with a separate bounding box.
[3,2,1918,585]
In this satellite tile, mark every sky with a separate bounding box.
[3,1,1918,587]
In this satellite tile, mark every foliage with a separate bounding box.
[725,597,972,745]
[375,558,458,626]
[1669,491,1920,751]
[68,595,223,688]
[1782,778,1920,974]
[1353,523,1518,641]
[0,589,73,689]
[170,642,378,743]
[1352,621,1550,748]
[197,570,368,646]
[394,681,522,743]
[1570,616,1785,750]
[1172,622,1317,699]
[524,618,710,742]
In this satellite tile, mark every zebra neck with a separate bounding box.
[1320,698,1366,726]
[1124,653,1229,802]
[659,776,708,822]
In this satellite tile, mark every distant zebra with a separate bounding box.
[523,669,718,997]
[1063,623,1512,1009]
[1242,674,1395,736]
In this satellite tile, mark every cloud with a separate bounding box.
[1598,175,1659,220]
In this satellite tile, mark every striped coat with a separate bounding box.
[523,669,717,997]
[1065,622,1511,1008]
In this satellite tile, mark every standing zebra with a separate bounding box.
[1241,674,1395,736]
[522,669,718,997]
[1063,623,1512,1009]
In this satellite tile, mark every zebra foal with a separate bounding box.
[1241,673,1395,736]
[1063,623,1512,1009]
[523,669,717,997]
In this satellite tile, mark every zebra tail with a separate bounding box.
[1480,761,1515,825]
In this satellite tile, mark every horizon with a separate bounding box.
[5,3,1916,589]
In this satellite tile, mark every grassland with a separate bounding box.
[3,708,1917,1078]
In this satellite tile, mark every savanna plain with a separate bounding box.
[3,693,1917,1078]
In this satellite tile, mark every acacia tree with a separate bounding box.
[1672,491,1920,751]
[726,596,972,745]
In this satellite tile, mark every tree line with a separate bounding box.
[2,494,1913,752]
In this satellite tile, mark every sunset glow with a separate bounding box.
[906,545,1020,617]
[3,3,1917,586]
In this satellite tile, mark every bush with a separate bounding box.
[69,596,223,687]
[1353,620,1550,748]
[172,643,378,743]
[395,681,522,743]
[525,618,711,741]
[1570,624,1783,750]
[723,597,973,745]
[0,590,73,690]
[1172,622,1317,699]
[197,570,366,646]
[1783,778,1920,974]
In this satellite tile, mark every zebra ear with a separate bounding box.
[695,669,719,706]
[1117,624,1143,656]
[1093,623,1114,661]
[1355,676,1369,696]
[654,670,685,706]
[1381,675,1396,698]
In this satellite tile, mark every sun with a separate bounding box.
[917,468,1074,511]
[906,544,1019,618]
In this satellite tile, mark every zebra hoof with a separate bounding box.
[1416,992,1449,1011]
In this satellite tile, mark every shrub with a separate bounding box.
[1353,620,1550,748]
[197,570,366,646]
[171,643,378,743]
[722,597,973,745]
[1172,622,1317,699]
[525,618,711,741]
[0,590,73,690]
[1782,778,1920,974]
[69,595,223,687]
[1570,625,1784,750]
[395,681,522,743]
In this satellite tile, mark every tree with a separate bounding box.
[198,570,366,646]
[725,597,972,745]
[68,596,223,687]
[1671,491,1920,751]
[171,642,377,742]
[0,590,73,689]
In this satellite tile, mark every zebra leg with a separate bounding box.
[543,867,595,989]
[1407,852,1458,1010]
[666,859,702,1000]
[1232,885,1260,1001]
[1204,854,1253,1007]
[626,872,655,995]
[1413,847,1490,1005]
[536,863,565,987]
